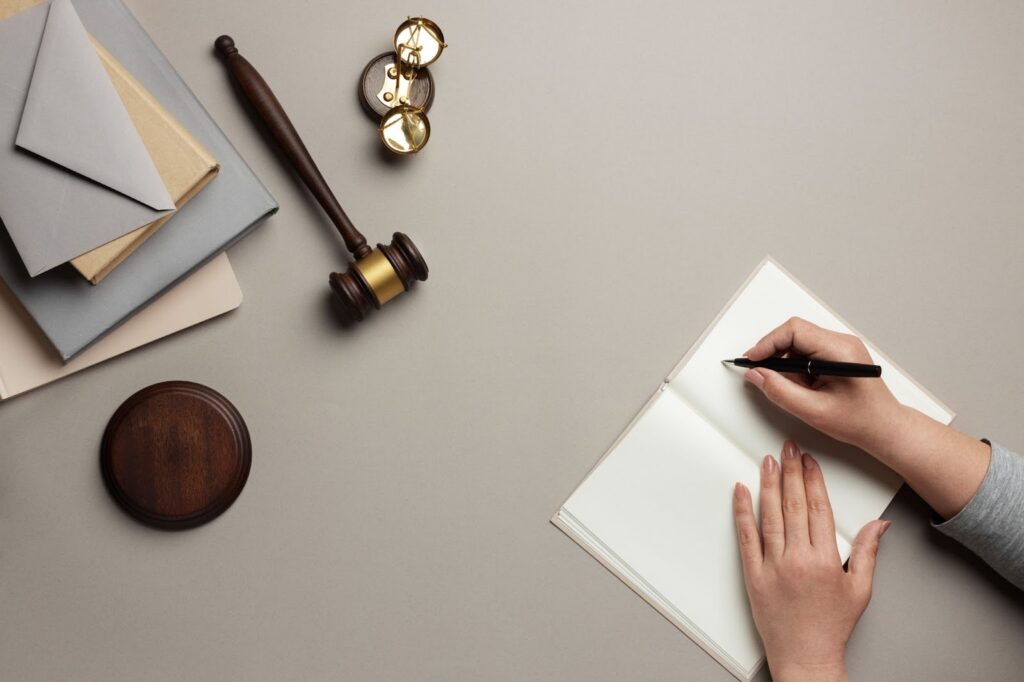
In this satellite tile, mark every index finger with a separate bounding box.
[733,482,763,577]
[745,317,847,361]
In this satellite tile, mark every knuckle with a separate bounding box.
[854,544,879,564]
[786,560,811,580]
[808,497,831,514]
[854,581,874,605]
[859,540,880,558]
[783,496,805,514]
[761,375,784,401]
[811,553,834,570]
[842,334,870,357]
[737,527,759,548]
[761,516,784,536]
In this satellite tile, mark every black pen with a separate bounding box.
[722,357,882,378]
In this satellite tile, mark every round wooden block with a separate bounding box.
[359,51,434,119]
[100,381,251,530]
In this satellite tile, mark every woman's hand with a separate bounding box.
[742,317,991,520]
[733,440,890,682]
[741,317,903,453]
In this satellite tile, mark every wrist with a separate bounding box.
[852,401,914,463]
[770,660,848,682]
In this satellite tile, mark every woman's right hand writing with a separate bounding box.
[741,317,904,454]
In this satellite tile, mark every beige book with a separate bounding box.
[0,253,241,400]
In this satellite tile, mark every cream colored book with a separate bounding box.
[0,253,241,400]
[552,258,954,681]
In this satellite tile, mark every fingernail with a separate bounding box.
[802,452,817,470]
[762,454,777,474]
[783,440,799,460]
[743,347,756,357]
[879,520,892,537]
[735,482,749,500]
[745,369,765,389]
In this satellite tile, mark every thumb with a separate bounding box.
[744,368,822,420]
[849,519,890,595]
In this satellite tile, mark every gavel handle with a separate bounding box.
[214,35,371,260]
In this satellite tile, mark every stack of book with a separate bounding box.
[0,0,278,400]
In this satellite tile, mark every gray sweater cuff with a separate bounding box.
[932,441,1024,590]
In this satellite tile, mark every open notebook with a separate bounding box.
[552,258,954,681]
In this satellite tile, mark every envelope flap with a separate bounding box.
[14,0,174,211]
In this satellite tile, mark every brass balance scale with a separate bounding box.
[359,18,447,155]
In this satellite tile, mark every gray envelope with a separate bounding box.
[0,0,174,278]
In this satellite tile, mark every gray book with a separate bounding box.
[0,0,277,361]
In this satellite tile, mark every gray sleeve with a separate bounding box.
[932,441,1024,590]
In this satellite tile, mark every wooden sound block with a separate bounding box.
[100,381,251,530]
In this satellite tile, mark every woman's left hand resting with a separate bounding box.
[733,440,891,682]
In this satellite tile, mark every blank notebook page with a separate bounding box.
[560,390,764,673]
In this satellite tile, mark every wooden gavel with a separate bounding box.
[214,35,428,321]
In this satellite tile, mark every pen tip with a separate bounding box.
[721,359,735,366]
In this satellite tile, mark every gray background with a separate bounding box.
[2,1,1023,680]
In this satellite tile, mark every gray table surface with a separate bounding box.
[2,1,1023,680]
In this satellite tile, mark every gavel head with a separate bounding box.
[329,232,428,322]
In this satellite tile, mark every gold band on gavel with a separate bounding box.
[355,248,405,305]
